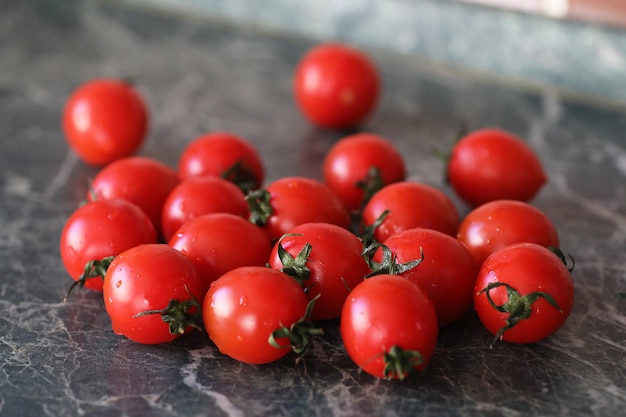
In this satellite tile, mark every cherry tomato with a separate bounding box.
[161,176,248,242]
[447,128,546,207]
[60,199,157,292]
[474,243,574,344]
[168,213,272,293]
[294,42,380,129]
[178,132,264,191]
[340,274,438,379]
[203,266,316,364]
[361,181,460,243]
[246,176,351,242]
[62,79,148,166]
[322,132,406,212]
[103,244,205,344]
[88,156,180,238]
[373,227,479,326]
[268,222,371,320]
[457,199,560,265]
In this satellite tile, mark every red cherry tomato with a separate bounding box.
[447,128,547,207]
[203,266,314,364]
[246,176,351,242]
[294,43,380,129]
[474,243,574,344]
[62,79,148,166]
[457,200,560,265]
[88,156,179,237]
[267,222,371,320]
[60,199,157,292]
[103,244,205,344]
[178,132,264,191]
[340,274,438,379]
[168,213,272,293]
[161,176,248,242]
[322,132,406,212]
[361,181,460,243]
[373,227,479,326]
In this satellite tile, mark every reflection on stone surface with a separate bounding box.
[0,0,624,416]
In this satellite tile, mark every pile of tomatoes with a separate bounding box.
[59,42,575,380]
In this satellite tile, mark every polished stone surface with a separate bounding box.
[1,1,625,416]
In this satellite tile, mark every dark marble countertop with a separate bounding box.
[1,1,625,416]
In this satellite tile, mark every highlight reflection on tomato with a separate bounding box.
[457,199,560,265]
[60,199,157,292]
[474,243,574,345]
[103,244,205,345]
[447,128,546,207]
[62,79,148,166]
[341,274,438,380]
[294,43,380,129]
[203,266,314,364]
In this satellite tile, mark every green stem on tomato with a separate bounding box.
[221,159,257,193]
[275,235,311,287]
[363,243,424,278]
[245,188,273,227]
[478,281,563,347]
[268,294,323,362]
[133,296,203,335]
[359,209,390,249]
[64,255,115,302]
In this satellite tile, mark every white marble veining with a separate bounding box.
[0,1,624,416]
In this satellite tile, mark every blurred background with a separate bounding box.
[115,0,626,108]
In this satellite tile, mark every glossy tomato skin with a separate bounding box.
[60,199,157,291]
[474,243,574,344]
[447,128,546,207]
[322,132,406,212]
[268,222,371,320]
[340,274,438,379]
[62,79,148,166]
[250,176,351,242]
[88,156,180,238]
[178,132,264,191]
[103,244,205,344]
[362,181,460,242]
[376,227,479,326]
[294,43,380,129]
[161,176,248,242]
[203,266,310,364]
[169,213,272,294]
[457,200,560,265]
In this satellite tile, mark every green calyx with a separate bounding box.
[268,294,323,362]
[221,159,258,193]
[275,235,312,287]
[479,281,563,347]
[245,188,273,227]
[133,296,202,335]
[434,121,468,184]
[547,246,576,272]
[359,209,390,248]
[381,345,425,380]
[355,166,384,211]
[64,255,115,302]
[363,243,424,278]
